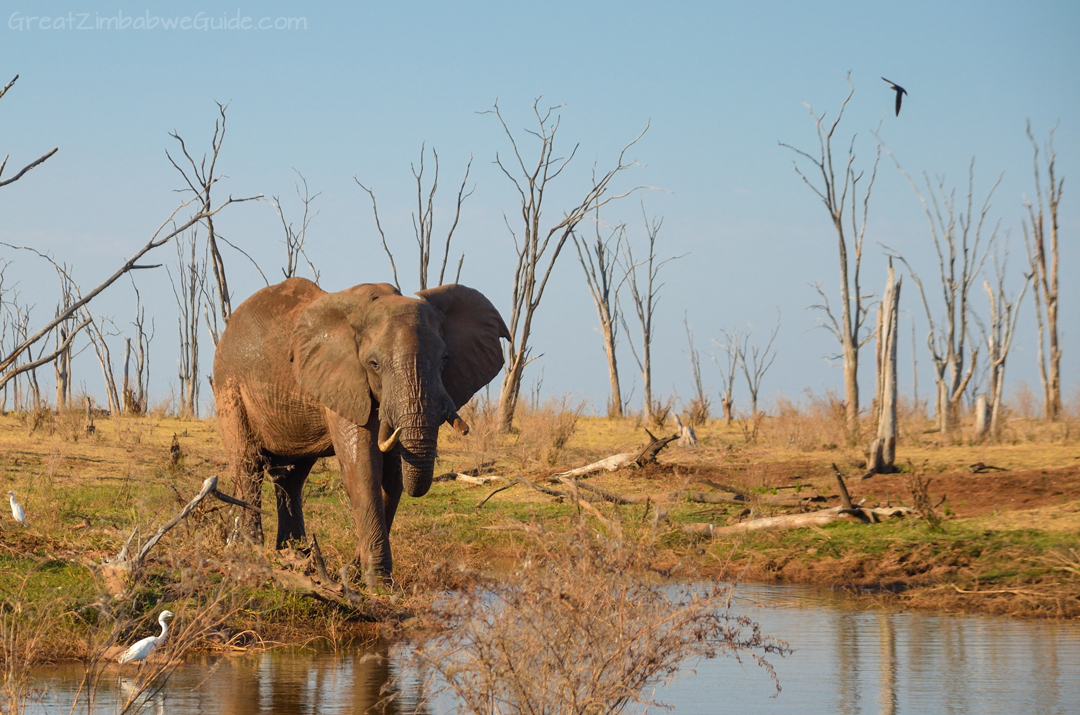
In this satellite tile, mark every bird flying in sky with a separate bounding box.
[881,77,908,116]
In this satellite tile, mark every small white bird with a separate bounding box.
[118,610,175,665]
[8,491,26,526]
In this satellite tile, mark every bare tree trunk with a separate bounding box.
[712,329,741,427]
[683,314,710,425]
[621,207,681,424]
[867,266,900,473]
[486,100,648,432]
[738,316,780,417]
[983,245,1029,439]
[782,76,880,440]
[54,326,70,410]
[275,170,322,283]
[1024,121,1063,421]
[85,315,122,415]
[168,102,241,335]
[884,155,998,444]
[573,209,625,417]
[356,145,473,293]
[170,233,204,418]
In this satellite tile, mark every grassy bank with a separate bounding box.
[1,402,1078,667]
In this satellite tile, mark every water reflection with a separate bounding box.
[32,639,426,715]
[657,584,1080,714]
[29,585,1080,714]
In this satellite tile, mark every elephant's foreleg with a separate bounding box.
[217,385,266,543]
[382,453,403,530]
[326,412,393,584]
[269,455,316,548]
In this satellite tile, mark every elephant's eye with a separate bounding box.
[369,359,380,371]
[442,352,450,366]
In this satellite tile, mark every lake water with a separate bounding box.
[25,584,1080,714]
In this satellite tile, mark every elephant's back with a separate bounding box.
[214,278,334,456]
[215,278,324,379]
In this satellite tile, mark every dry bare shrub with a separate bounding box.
[1,588,57,714]
[1009,380,1039,420]
[452,395,500,474]
[512,396,585,469]
[905,460,942,531]
[896,394,935,443]
[682,396,710,428]
[648,395,675,430]
[764,390,850,451]
[400,526,789,714]
[738,410,763,444]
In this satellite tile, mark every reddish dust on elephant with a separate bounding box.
[213,278,509,581]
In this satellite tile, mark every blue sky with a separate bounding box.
[1,1,1077,416]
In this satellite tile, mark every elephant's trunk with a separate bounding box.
[391,409,441,498]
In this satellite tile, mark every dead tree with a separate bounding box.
[0,75,58,189]
[486,99,649,432]
[169,231,205,418]
[886,157,999,441]
[983,244,1029,439]
[52,268,77,411]
[356,144,473,292]
[572,207,625,417]
[682,313,709,425]
[621,205,682,424]
[781,76,880,438]
[84,314,122,415]
[867,263,901,474]
[275,169,322,282]
[711,328,742,426]
[738,316,780,417]
[122,278,153,415]
[0,119,256,395]
[1023,121,1064,421]
[168,102,235,332]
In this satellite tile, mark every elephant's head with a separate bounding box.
[290,283,508,497]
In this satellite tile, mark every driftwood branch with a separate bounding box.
[831,463,854,510]
[106,475,263,569]
[545,430,677,483]
[134,476,219,565]
[0,191,257,388]
[682,505,915,538]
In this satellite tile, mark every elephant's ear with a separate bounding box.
[418,284,510,410]
[291,294,371,426]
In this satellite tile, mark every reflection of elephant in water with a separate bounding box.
[213,278,508,580]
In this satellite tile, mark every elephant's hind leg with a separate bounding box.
[268,455,317,548]
[216,383,267,543]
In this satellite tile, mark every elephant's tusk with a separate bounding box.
[378,425,402,453]
[447,412,470,436]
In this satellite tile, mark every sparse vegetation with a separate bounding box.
[402,525,789,715]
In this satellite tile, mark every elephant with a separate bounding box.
[213,278,508,581]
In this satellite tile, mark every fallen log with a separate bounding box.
[547,430,678,483]
[557,477,638,505]
[681,505,916,537]
[549,452,638,480]
[632,429,680,466]
[453,474,503,485]
[693,479,823,507]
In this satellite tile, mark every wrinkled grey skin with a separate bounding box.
[213,278,508,580]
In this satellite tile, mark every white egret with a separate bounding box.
[118,610,175,665]
[8,491,26,526]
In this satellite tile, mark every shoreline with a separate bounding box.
[1,411,1077,665]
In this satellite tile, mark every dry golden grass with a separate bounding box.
[0,388,1077,672]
